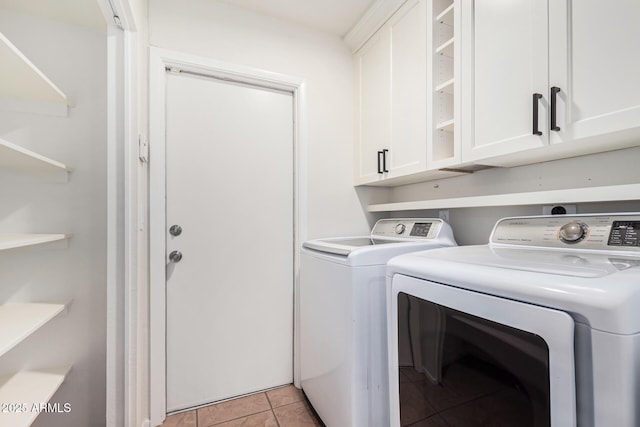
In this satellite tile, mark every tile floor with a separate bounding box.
[160,384,325,427]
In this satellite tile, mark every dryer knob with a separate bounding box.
[395,224,406,235]
[559,222,588,244]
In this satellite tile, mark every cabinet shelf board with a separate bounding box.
[0,303,67,358]
[0,234,70,251]
[0,32,69,116]
[436,37,454,57]
[435,78,455,94]
[367,183,640,212]
[436,3,454,26]
[0,138,70,176]
[0,367,71,426]
[436,119,455,132]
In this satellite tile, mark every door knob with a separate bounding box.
[169,251,183,263]
[169,225,183,236]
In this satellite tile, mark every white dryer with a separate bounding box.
[300,219,457,427]
[387,214,640,427]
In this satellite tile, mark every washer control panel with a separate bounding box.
[372,218,443,240]
[491,214,640,251]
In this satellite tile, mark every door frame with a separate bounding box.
[149,47,307,425]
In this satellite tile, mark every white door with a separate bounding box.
[549,0,640,145]
[165,71,294,412]
[461,0,549,163]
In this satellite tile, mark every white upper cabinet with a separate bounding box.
[462,0,640,167]
[461,0,549,163]
[355,26,391,184]
[548,0,640,148]
[354,0,429,185]
[387,0,428,179]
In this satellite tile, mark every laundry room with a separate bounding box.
[0,0,639,427]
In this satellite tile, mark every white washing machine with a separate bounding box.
[387,213,640,427]
[300,218,457,427]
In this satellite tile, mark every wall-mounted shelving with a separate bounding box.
[0,367,71,426]
[0,303,68,358]
[435,37,454,57]
[0,234,70,251]
[436,3,454,25]
[0,31,69,117]
[427,0,460,170]
[0,138,71,178]
[435,78,454,94]
[368,183,640,212]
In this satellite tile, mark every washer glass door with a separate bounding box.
[389,275,576,427]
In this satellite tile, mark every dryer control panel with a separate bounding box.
[371,218,443,240]
[491,214,640,252]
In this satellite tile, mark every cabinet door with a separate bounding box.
[461,0,549,163]
[387,0,428,178]
[354,27,391,185]
[549,0,640,147]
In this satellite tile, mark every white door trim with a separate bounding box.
[149,47,307,426]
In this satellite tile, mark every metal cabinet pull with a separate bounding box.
[532,93,543,135]
[551,86,561,131]
[169,251,183,263]
[383,149,389,173]
[377,151,384,174]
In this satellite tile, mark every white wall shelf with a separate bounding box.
[0,234,70,251]
[0,303,68,358]
[435,78,454,94]
[368,183,640,212]
[0,31,69,117]
[436,118,455,132]
[435,37,454,57]
[0,367,71,426]
[436,3,454,26]
[0,138,71,177]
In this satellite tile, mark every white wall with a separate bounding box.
[387,147,640,245]
[149,0,385,239]
[0,10,107,427]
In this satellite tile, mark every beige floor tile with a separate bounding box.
[273,401,324,427]
[266,385,304,408]
[198,393,271,427]
[213,410,279,427]
[161,410,197,427]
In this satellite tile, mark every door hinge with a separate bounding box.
[138,135,149,163]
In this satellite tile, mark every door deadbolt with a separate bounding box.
[169,225,183,236]
[169,251,183,263]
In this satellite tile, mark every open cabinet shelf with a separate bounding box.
[0,138,71,176]
[435,78,455,94]
[0,32,69,116]
[435,37,454,57]
[0,367,71,426]
[436,3,454,26]
[436,118,455,132]
[0,303,67,358]
[0,234,70,251]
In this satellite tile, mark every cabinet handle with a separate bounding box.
[532,93,543,135]
[377,151,384,174]
[551,86,561,131]
[383,149,389,173]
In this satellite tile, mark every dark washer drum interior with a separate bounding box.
[397,293,550,427]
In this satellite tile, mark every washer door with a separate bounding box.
[388,274,576,427]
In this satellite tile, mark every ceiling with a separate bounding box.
[219,0,376,37]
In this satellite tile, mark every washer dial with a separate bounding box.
[559,222,588,244]
[395,224,406,235]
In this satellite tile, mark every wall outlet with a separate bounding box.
[439,209,450,223]
[542,205,576,215]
